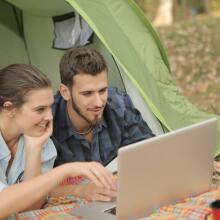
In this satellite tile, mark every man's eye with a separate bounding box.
[36,108,45,113]
[82,92,92,96]
[99,88,107,94]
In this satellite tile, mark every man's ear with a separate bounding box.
[59,84,71,101]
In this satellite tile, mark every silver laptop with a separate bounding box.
[71,118,217,220]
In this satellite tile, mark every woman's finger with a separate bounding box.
[90,166,110,189]
[95,187,117,199]
[94,163,116,190]
[92,193,111,202]
[83,168,103,188]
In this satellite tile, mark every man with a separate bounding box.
[52,47,154,166]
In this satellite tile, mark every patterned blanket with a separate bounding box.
[17,186,220,220]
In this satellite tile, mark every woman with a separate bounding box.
[0,64,116,218]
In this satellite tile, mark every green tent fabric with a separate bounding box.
[65,0,220,156]
[1,0,220,155]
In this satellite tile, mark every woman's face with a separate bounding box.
[13,88,54,137]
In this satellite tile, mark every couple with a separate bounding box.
[0,47,154,218]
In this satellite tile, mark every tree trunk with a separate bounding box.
[203,0,210,15]
[181,0,190,18]
[153,0,174,27]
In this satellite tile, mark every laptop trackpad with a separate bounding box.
[71,201,116,220]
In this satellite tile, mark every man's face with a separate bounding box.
[70,70,108,125]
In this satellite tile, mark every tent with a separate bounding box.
[1,0,220,156]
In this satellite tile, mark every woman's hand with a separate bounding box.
[64,162,117,191]
[75,182,117,202]
[24,119,53,150]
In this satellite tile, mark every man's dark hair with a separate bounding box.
[59,47,108,86]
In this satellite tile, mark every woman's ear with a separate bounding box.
[3,101,13,109]
[59,84,71,101]
[3,101,15,118]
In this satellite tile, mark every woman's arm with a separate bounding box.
[23,146,45,211]
[0,165,67,218]
[22,120,53,210]
[23,120,53,180]
[0,162,116,219]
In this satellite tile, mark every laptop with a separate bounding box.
[71,118,217,220]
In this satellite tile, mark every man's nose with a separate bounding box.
[94,94,103,106]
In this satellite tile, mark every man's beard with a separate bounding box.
[70,94,103,126]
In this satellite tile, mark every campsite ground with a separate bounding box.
[157,16,220,115]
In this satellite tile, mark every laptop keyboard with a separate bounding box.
[104,206,117,215]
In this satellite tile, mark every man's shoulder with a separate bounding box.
[53,91,63,104]
[52,91,65,115]
[107,87,133,111]
[105,87,134,120]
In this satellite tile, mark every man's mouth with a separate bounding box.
[89,108,103,115]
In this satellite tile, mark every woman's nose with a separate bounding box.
[45,109,53,120]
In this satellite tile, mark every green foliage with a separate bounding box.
[211,0,220,10]
[188,0,204,9]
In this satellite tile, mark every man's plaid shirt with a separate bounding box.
[52,87,154,166]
